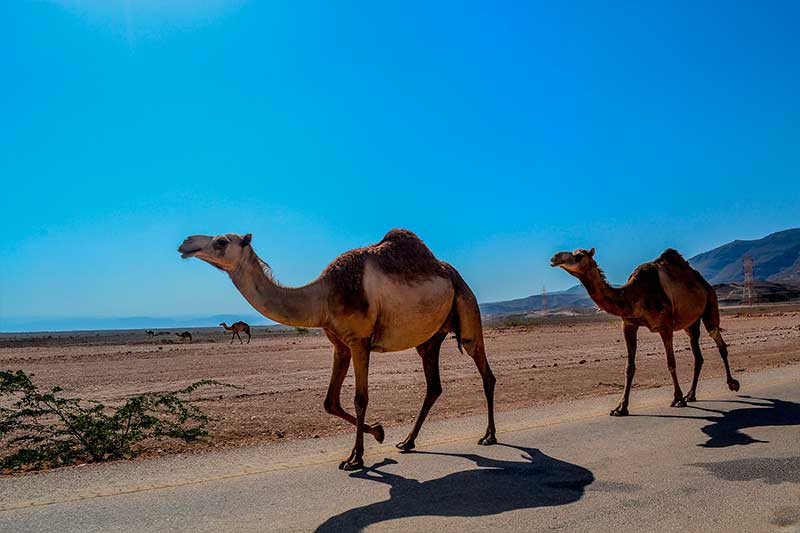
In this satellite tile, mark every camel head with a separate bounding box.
[178,233,252,272]
[550,248,596,276]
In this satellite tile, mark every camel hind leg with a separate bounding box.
[396,332,446,451]
[701,296,740,392]
[683,319,703,402]
[452,280,496,446]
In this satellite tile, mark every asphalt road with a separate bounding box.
[2,365,799,532]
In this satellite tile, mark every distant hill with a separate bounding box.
[480,285,593,317]
[688,228,800,284]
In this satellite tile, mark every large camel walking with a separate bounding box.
[551,247,739,416]
[179,229,496,470]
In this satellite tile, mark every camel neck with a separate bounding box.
[229,249,327,328]
[578,266,630,317]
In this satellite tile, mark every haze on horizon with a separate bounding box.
[1,2,799,331]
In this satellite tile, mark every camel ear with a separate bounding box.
[242,233,252,247]
[589,248,595,257]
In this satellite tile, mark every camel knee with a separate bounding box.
[427,383,443,400]
[354,392,368,415]
[323,397,340,415]
[625,364,636,377]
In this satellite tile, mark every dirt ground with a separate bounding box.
[2,307,799,458]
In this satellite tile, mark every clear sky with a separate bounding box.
[1,1,798,327]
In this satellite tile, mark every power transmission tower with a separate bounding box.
[742,254,754,306]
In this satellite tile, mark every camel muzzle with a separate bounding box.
[550,253,570,267]
[178,236,209,258]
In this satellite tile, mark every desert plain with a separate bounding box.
[2,305,799,460]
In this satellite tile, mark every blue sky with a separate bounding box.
[1,1,798,328]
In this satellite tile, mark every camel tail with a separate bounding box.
[701,287,722,334]
[441,262,484,355]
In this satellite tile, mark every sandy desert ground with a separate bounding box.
[2,306,799,460]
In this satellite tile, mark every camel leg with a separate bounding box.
[661,330,685,407]
[463,338,497,445]
[323,342,384,444]
[340,339,371,471]
[246,331,251,344]
[702,303,740,392]
[237,331,243,344]
[230,332,234,344]
[611,322,638,416]
[684,320,703,402]
[396,333,445,450]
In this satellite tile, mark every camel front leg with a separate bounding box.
[340,340,371,471]
[611,322,638,416]
[661,330,685,407]
[323,344,384,444]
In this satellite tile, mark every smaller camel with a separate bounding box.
[175,331,193,342]
[551,247,739,416]
[146,330,155,337]
[220,321,251,344]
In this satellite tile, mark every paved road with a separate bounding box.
[2,365,799,532]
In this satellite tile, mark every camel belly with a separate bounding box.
[657,270,707,330]
[363,264,454,352]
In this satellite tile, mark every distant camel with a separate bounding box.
[220,321,251,344]
[179,229,496,470]
[175,331,193,342]
[146,330,155,337]
[551,247,739,416]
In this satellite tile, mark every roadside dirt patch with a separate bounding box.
[2,311,799,458]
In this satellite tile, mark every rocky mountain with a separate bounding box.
[688,228,800,284]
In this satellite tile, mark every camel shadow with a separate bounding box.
[314,444,594,533]
[633,396,800,448]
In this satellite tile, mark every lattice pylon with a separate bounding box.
[742,254,754,306]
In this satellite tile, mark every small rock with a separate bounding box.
[579,359,587,364]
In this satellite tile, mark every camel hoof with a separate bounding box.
[371,423,385,444]
[339,459,364,471]
[478,435,497,446]
[683,394,697,403]
[671,398,687,408]
[396,439,415,451]
[609,406,629,417]
[729,379,740,392]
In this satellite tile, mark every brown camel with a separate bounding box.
[175,331,193,342]
[220,321,251,344]
[146,330,155,336]
[551,247,739,416]
[179,229,496,470]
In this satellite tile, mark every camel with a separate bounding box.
[551,247,740,416]
[175,331,193,342]
[146,330,155,336]
[220,321,251,344]
[179,229,496,470]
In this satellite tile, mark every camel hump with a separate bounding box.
[379,228,425,246]
[657,248,688,264]
[368,229,443,279]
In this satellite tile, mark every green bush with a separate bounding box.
[0,370,234,472]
